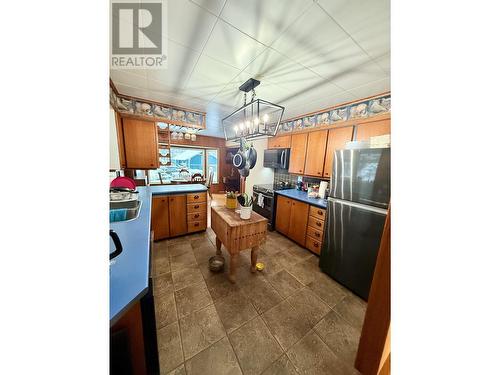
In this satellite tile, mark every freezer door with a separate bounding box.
[331,148,390,208]
[319,198,387,300]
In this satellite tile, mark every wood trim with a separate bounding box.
[282,91,390,123]
[114,112,127,169]
[355,206,391,375]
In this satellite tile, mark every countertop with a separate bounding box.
[275,189,328,209]
[150,184,208,195]
[110,186,152,325]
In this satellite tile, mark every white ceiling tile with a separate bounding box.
[374,52,390,75]
[110,70,149,90]
[113,83,151,99]
[347,77,391,100]
[220,0,313,46]
[183,73,227,100]
[168,0,218,52]
[190,0,226,15]
[318,0,390,60]
[188,54,241,84]
[203,20,267,69]
[146,41,200,90]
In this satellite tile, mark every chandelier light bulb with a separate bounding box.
[233,125,238,133]
[263,113,269,122]
[239,122,245,130]
[253,117,259,125]
[245,120,251,128]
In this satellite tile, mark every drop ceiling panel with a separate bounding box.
[110,70,149,90]
[220,0,313,46]
[318,0,390,60]
[347,77,391,100]
[190,0,227,15]
[168,0,218,52]
[202,20,267,69]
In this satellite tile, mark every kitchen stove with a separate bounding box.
[252,181,294,230]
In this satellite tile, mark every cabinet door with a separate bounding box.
[168,195,187,237]
[288,133,308,174]
[151,196,169,240]
[122,118,159,169]
[275,195,292,235]
[304,130,328,177]
[355,119,391,141]
[268,135,291,149]
[288,200,309,246]
[323,126,354,178]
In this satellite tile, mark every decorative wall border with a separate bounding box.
[278,92,390,134]
[109,79,206,129]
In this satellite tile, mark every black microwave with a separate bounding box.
[263,148,290,169]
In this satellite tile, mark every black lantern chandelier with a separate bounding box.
[222,78,285,141]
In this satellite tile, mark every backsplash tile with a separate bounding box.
[273,170,328,187]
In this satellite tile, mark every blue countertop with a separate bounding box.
[110,186,152,325]
[275,189,328,209]
[150,184,208,195]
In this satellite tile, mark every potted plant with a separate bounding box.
[237,193,253,220]
[226,191,237,209]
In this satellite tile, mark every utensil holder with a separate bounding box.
[239,206,252,220]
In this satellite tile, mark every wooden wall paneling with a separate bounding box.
[355,207,391,375]
[323,126,354,178]
[304,130,328,177]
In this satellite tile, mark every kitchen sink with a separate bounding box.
[109,200,141,222]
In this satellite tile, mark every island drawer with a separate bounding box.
[187,192,207,203]
[305,235,322,255]
[309,206,326,221]
[187,202,207,213]
[188,220,207,233]
[307,226,324,241]
[308,215,325,231]
[187,211,207,222]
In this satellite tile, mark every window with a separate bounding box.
[149,146,218,184]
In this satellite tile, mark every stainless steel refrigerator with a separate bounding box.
[319,148,390,300]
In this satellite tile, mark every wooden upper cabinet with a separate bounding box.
[288,200,309,246]
[355,119,391,141]
[268,135,291,149]
[168,195,187,237]
[122,118,159,169]
[323,126,354,178]
[304,130,328,177]
[151,196,170,240]
[288,133,308,174]
[275,195,292,235]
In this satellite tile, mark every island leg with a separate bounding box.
[250,246,259,273]
[229,253,238,283]
[215,237,222,256]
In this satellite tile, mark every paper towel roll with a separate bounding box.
[319,181,328,199]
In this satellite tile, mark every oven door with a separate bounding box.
[252,191,274,227]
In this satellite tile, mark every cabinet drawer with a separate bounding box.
[308,206,326,220]
[306,226,324,241]
[308,215,325,231]
[188,220,206,233]
[187,192,207,203]
[306,236,322,255]
[187,211,206,222]
[187,202,207,213]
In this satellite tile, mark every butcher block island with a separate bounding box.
[210,206,268,283]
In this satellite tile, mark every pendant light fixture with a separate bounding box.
[222,78,285,141]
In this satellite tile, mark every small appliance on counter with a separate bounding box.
[318,181,329,199]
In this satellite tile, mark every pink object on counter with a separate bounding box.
[110,176,136,190]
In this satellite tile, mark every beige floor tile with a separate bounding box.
[169,242,193,258]
[215,290,258,333]
[240,278,284,314]
[172,264,205,291]
[262,300,311,351]
[314,310,361,366]
[286,287,331,328]
[307,272,347,309]
[154,272,174,296]
[184,337,242,375]
[266,270,303,298]
[170,251,197,273]
[154,254,171,277]
[158,322,184,374]
[333,294,367,331]
[229,316,283,375]
[175,281,212,318]
[155,290,178,329]
[167,364,185,375]
[179,304,226,360]
[262,354,299,375]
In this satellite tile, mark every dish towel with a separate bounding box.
[257,193,264,208]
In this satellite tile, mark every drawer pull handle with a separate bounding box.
[314,242,319,247]
[315,232,320,237]
[194,223,199,227]
[194,214,199,218]
[316,221,322,226]
[194,195,199,199]
[318,211,323,216]
[194,205,199,209]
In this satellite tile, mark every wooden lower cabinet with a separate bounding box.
[288,200,309,246]
[151,196,170,240]
[275,195,326,254]
[275,195,292,235]
[151,193,208,240]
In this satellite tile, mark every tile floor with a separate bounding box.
[152,226,366,375]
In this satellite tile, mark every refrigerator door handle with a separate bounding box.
[328,197,388,215]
